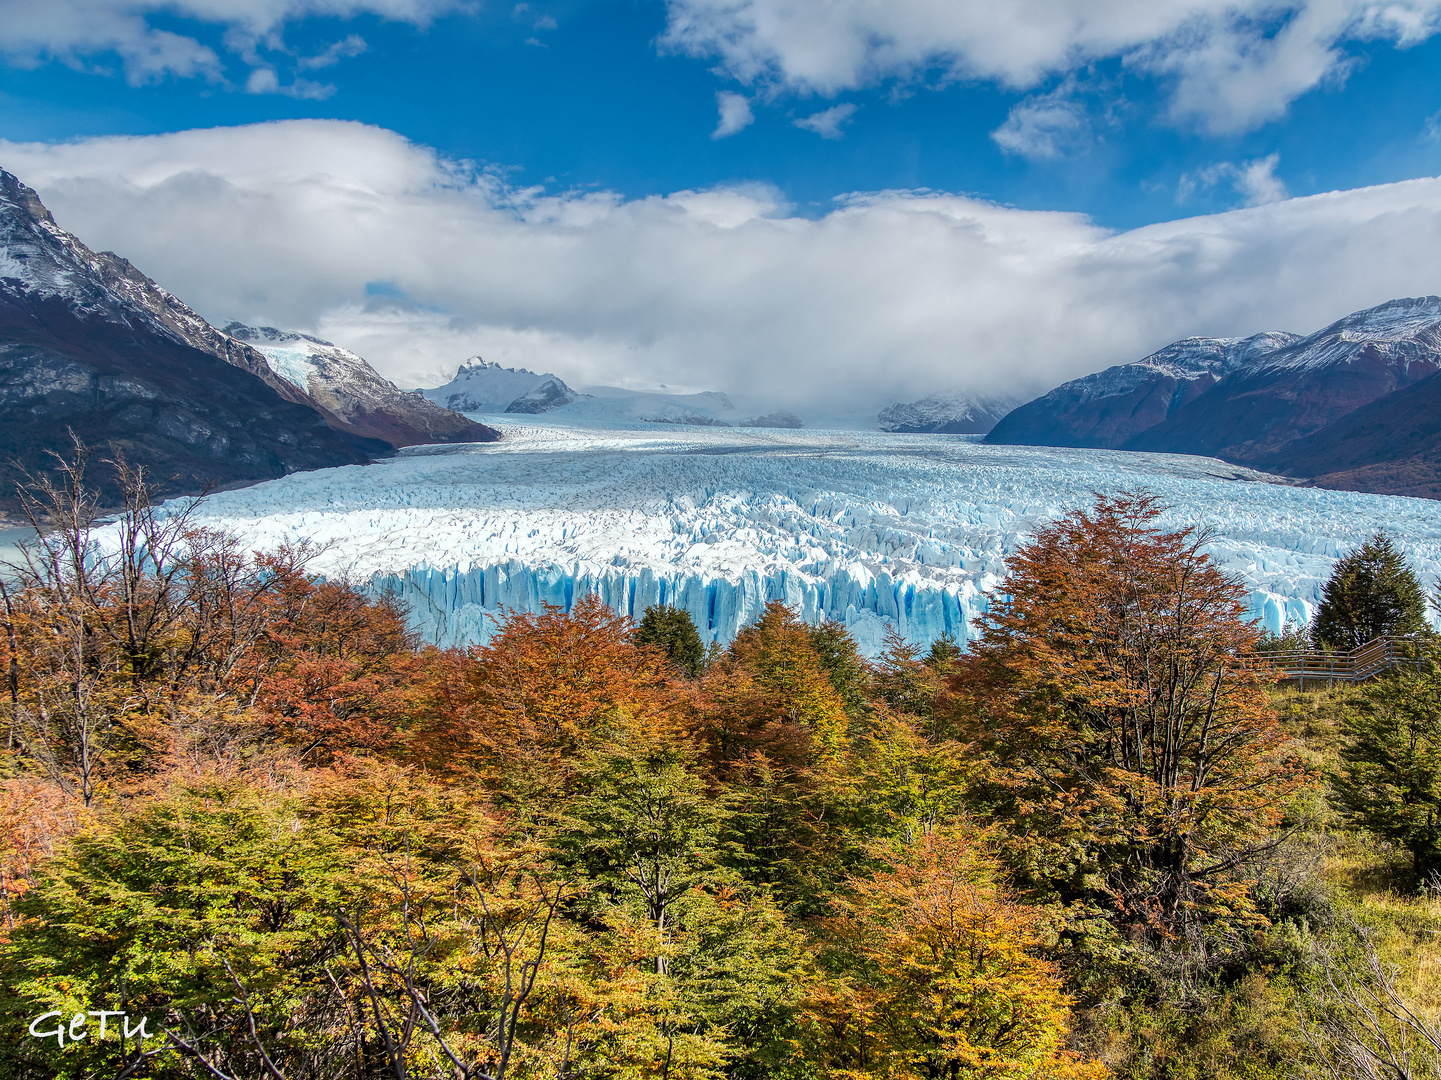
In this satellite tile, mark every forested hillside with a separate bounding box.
[1,457,1438,1079]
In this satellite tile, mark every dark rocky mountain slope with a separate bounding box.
[987,297,1441,498]
[0,293,381,512]
[1258,369,1441,498]
[986,332,1299,448]
[0,168,495,511]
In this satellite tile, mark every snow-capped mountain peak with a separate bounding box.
[225,323,371,395]
[419,358,584,414]
[224,323,497,447]
[1065,330,1301,404]
[1254,295,1441,375]
[1,168,315,404]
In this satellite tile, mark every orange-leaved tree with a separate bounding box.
[240,575,436,761]
[697,601,852,780]
[422,596,687,808]
[953,492,1306,944]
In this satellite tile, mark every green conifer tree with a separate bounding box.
[634,605,705,678]
[806,621,870,721]
[1334,662,1441,884]
[1312,533,1428,651]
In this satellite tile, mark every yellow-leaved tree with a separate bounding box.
[814,828,1102,1080]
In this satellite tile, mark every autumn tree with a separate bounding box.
[557,723,813,1079]
[698,603,859,909]
[0,442,368,799]
[560,725,733,969]
[870,627,957,740]
[241,574,436,762]
[320,767,576,1080]
[0,777,352,1079]
[1312,532,1429,651]
[954,492,1307,950]
[428,596,685,812]
[1,765,584,1080]
[709,601,852,770]
[807,621,872,726]
[815,828,1102,1080]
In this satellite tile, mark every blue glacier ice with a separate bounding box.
[179,420,1441,656]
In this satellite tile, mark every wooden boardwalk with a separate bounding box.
[1270,636,1431,687]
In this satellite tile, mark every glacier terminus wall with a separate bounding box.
[370,557,990,654]
[181,421,1441,656]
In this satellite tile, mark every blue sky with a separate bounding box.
[5,0,1441,227]
[4,0,1441,410]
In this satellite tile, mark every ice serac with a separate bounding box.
[0,168,378,511]
[986,332,1299,449]
[878,390,1025,434]
[179,423,1441,658]
[225,324,498,447]
[739,411,803,429]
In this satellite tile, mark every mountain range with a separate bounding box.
[225,324,492,447]
[0,169,495,514]
[985,296,1441,499]
[9,160,1440,508]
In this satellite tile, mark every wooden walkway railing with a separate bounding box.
[1269,636,1431,687]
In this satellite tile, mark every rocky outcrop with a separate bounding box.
[503,375,582,414]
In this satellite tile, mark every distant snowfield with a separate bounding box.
[180,420,1441,655]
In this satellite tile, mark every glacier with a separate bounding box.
[175,420,1441,656]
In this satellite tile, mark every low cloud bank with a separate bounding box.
[4,119,1440,411]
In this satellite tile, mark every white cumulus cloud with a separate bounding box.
[661,0,1441,134]
[0,0,455,85]
[1180,153,1289,206]
[712,91,755,139]
[793,103,858,139]
[4,121,1441,415]
[991,85,1092,160]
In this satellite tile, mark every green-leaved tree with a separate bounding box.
[635,605,706,678]
[1334,661,1441,885]
[1312,533,1429,651]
